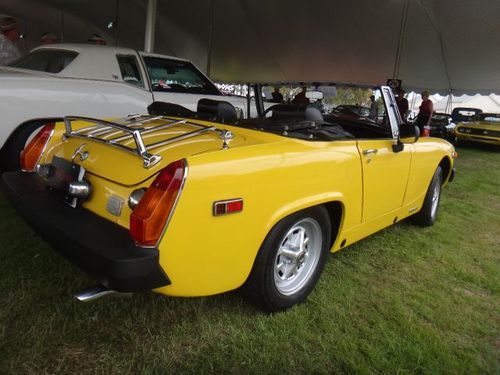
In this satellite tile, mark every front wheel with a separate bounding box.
[244,206,331,312]
[411,166,443,226]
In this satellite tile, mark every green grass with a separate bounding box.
[0,146,499,374]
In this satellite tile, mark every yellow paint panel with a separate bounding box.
[37,118,455,297]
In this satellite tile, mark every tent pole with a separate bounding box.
[446,92,452,113]
[60,10,64,43]
[393,0,409,79]
[416,0,453,95]
[206,0,215,77]
[246,83,251,119]
[114,0,119,47]
[144,0,157,53]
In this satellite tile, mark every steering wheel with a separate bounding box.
[263,104,280,118]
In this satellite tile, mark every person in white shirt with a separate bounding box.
[0,16,21,65]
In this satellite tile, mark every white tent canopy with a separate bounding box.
[1,0,499,95]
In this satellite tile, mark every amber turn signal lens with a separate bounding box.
[129,159,186,247]
[20,123,55,171]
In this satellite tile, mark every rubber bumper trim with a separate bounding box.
[1,172,170,292]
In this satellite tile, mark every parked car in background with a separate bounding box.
[455,113,500,146]
[451,107,482,123]
[1,86,456,312]
[0,44,247,170]
[429,112,456,140]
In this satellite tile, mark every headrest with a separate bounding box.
[270,104,323,122]
[147,101,196,118]
[304,105,324,122]
[197,98,237,124]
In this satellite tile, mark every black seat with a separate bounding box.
[269,104,324,122]
[147,101,196,118]
[270,104,307,120]
[304,105,324,122]
[197,98,237,124]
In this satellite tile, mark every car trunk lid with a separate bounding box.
[44,116,261,185]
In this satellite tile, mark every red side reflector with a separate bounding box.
[20,123,55,171]
[130,159,186,247]
[213,199,243,216]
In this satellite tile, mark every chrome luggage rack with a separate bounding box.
[63,115,220,169]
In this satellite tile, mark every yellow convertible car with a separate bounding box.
[2,86,456,312]
[455,113,500,146]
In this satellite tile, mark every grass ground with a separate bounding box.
[0,146,498,374]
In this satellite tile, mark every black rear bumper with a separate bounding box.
[1,172,170,292]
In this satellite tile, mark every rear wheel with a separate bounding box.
[244,206,331,312]
[1,121,47,171]
[411,166,443,226]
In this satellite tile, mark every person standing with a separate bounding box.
[271,87,284,103]
[0,16,21,65]
[88,34,106,45]
[395,89,409,121]
[40,32,60,45]
[416,90,433,135]
[291,86,310,105]
[369,95,378,120]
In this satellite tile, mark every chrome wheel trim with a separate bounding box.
[430,182,441,218]
[273,218,322,296]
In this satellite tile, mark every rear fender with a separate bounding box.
[263,193,346,249]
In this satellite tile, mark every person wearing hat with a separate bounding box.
[0,16,21,65]
[40,32,60,45]
[88,34,106,45]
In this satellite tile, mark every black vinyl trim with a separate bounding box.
[1,172,170,292]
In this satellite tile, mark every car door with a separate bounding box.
[356,87,412,223]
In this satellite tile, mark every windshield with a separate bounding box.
[478,113,500,122]
[142,56,221,95]
[9,49,78,73]
[237,84,394,141]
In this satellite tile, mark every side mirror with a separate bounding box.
[399,122,420,143]
[392,123,420,153]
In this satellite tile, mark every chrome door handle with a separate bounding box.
[363,149,378,155]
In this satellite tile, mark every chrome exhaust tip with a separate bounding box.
[73,284,120,302]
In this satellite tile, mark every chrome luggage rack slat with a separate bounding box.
[63,115,219,169]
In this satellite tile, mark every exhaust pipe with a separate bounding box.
[73,284,127,302]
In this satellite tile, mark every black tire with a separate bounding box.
[244,206,331,313]
[1,121,46,171]
[411,166,443,227]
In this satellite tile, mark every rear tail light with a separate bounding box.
[20,123,55,171]
[130,159,186,247]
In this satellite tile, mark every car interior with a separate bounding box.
[148,93,395,142]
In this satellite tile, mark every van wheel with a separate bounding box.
[1,122,46,171]
[411,166,443,227]
[244,206,331,312]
